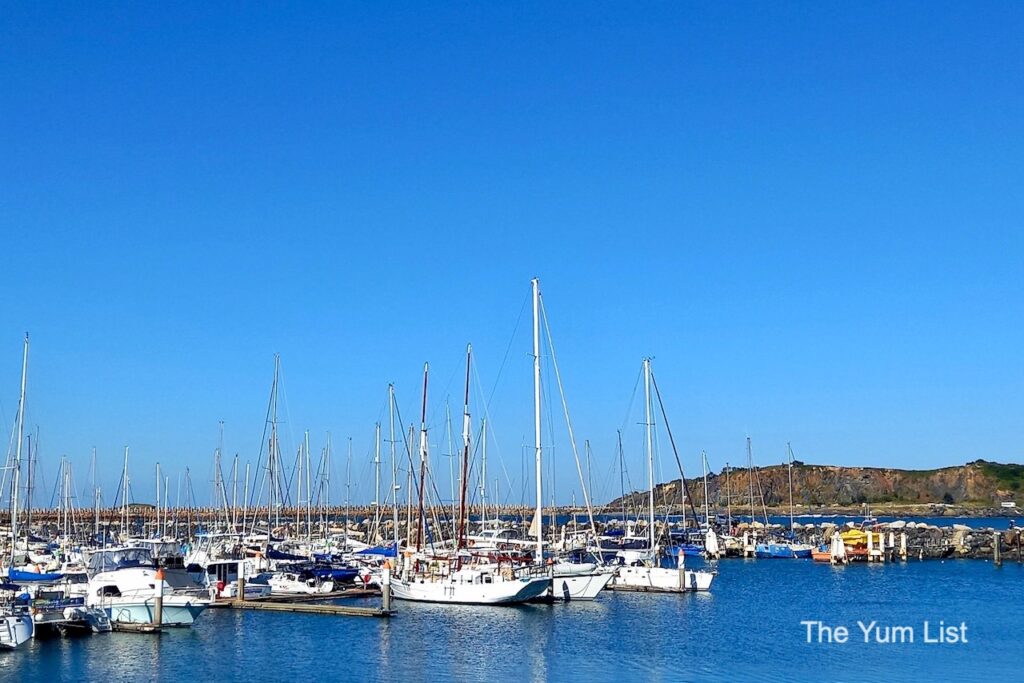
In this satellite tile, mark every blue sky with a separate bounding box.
[1,3,1021,508]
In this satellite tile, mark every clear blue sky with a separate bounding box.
[1,3,1021,508]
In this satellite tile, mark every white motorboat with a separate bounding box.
[264,570,334,596]
[85,547,210,627]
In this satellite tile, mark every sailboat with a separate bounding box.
[528,278,615,601]
[1,335,35,648]
[754,442,812,559]
[609,358,714,592]
[388,355,551,605]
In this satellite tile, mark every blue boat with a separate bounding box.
[755,542,813,559]
[6,569,64,583]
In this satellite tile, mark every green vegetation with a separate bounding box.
[977,460,1024,492]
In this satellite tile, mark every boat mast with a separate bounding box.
[415,363,429,551]
[479,418,487,527]
[456,344,472,550]
[388,384,398,548]
[787,442,795,532]
[155,461,161,537]
[702,450,710,527]
[8,334,27,567]
[746,437,755,525]
[726,462,732,529]
[121,446,130,538]
[617,430,627,525]
[373,421,381,543]
[346,437,352,547]
[269,355,280,538]
[305,430,313,543]
[25,433,33,535]
[531,278,543,562]
[643,357,655,553]
[91,446,99,537]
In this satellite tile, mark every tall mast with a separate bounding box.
[155,461,161,537]
[373,422,381,542]
[346,437,352,546]
[231,454,239,531]
[787,442,795,532]
[405,424,414,544]
[617,430,627,524]
[702,450,710,527]
[746,437,755,524]
[305,430,313,543]
[325,432,331,524]
[531,278,543,561]
[121,446,130,537]
[480,418,487,526]
[726,462,732,529]
[91,446,99,537]
[25,433,33,534]
[456,344,472,549]
[268,355,280,537]
[388,385,398,547]
[643,358,655,552]
[9,334,27,564]
[415,363,429,551]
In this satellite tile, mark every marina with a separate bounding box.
[4,3,1023,680]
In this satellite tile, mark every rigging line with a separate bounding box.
[486,287,531,408]
[650,370,702,525]
[247,358,278,511]
[470,362,515,498]
[538,294,598,536]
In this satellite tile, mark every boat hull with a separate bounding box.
[611,566,714,592]
[391,576,551,605]
[98,598,208,627]
[550,569,615,601]
[0,614,34,649]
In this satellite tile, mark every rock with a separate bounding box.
[952,524,971,531]
[889,520,907,530]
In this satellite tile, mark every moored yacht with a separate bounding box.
[85,547,210,627]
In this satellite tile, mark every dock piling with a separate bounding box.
[994,531,1002,566]
[153,568,164,627]
[382,564,392,613]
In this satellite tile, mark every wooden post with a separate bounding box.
[1017,530,1021,564]
[153,568,164,627]
[994,531,1002,566]
[237,560,246,602]
[382,562,392,612]
[899,532,907,561]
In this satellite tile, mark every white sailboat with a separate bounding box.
[610,358,714,593]
[1,334,34,649]
[389,357,551,605]
[529,278,614,600]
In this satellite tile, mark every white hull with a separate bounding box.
[95,597,208,627]
[550,568,615,601]
[0,614,34,648]
[612,565,714,592]
[391,575,550,605]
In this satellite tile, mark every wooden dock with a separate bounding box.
[222,599,391,618]
[208,587,380,608]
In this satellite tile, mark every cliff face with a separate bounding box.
[607,460,1023,509]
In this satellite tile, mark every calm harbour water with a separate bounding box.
[3,557,1020,682]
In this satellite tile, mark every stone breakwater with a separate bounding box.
[737,520,1024,560]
